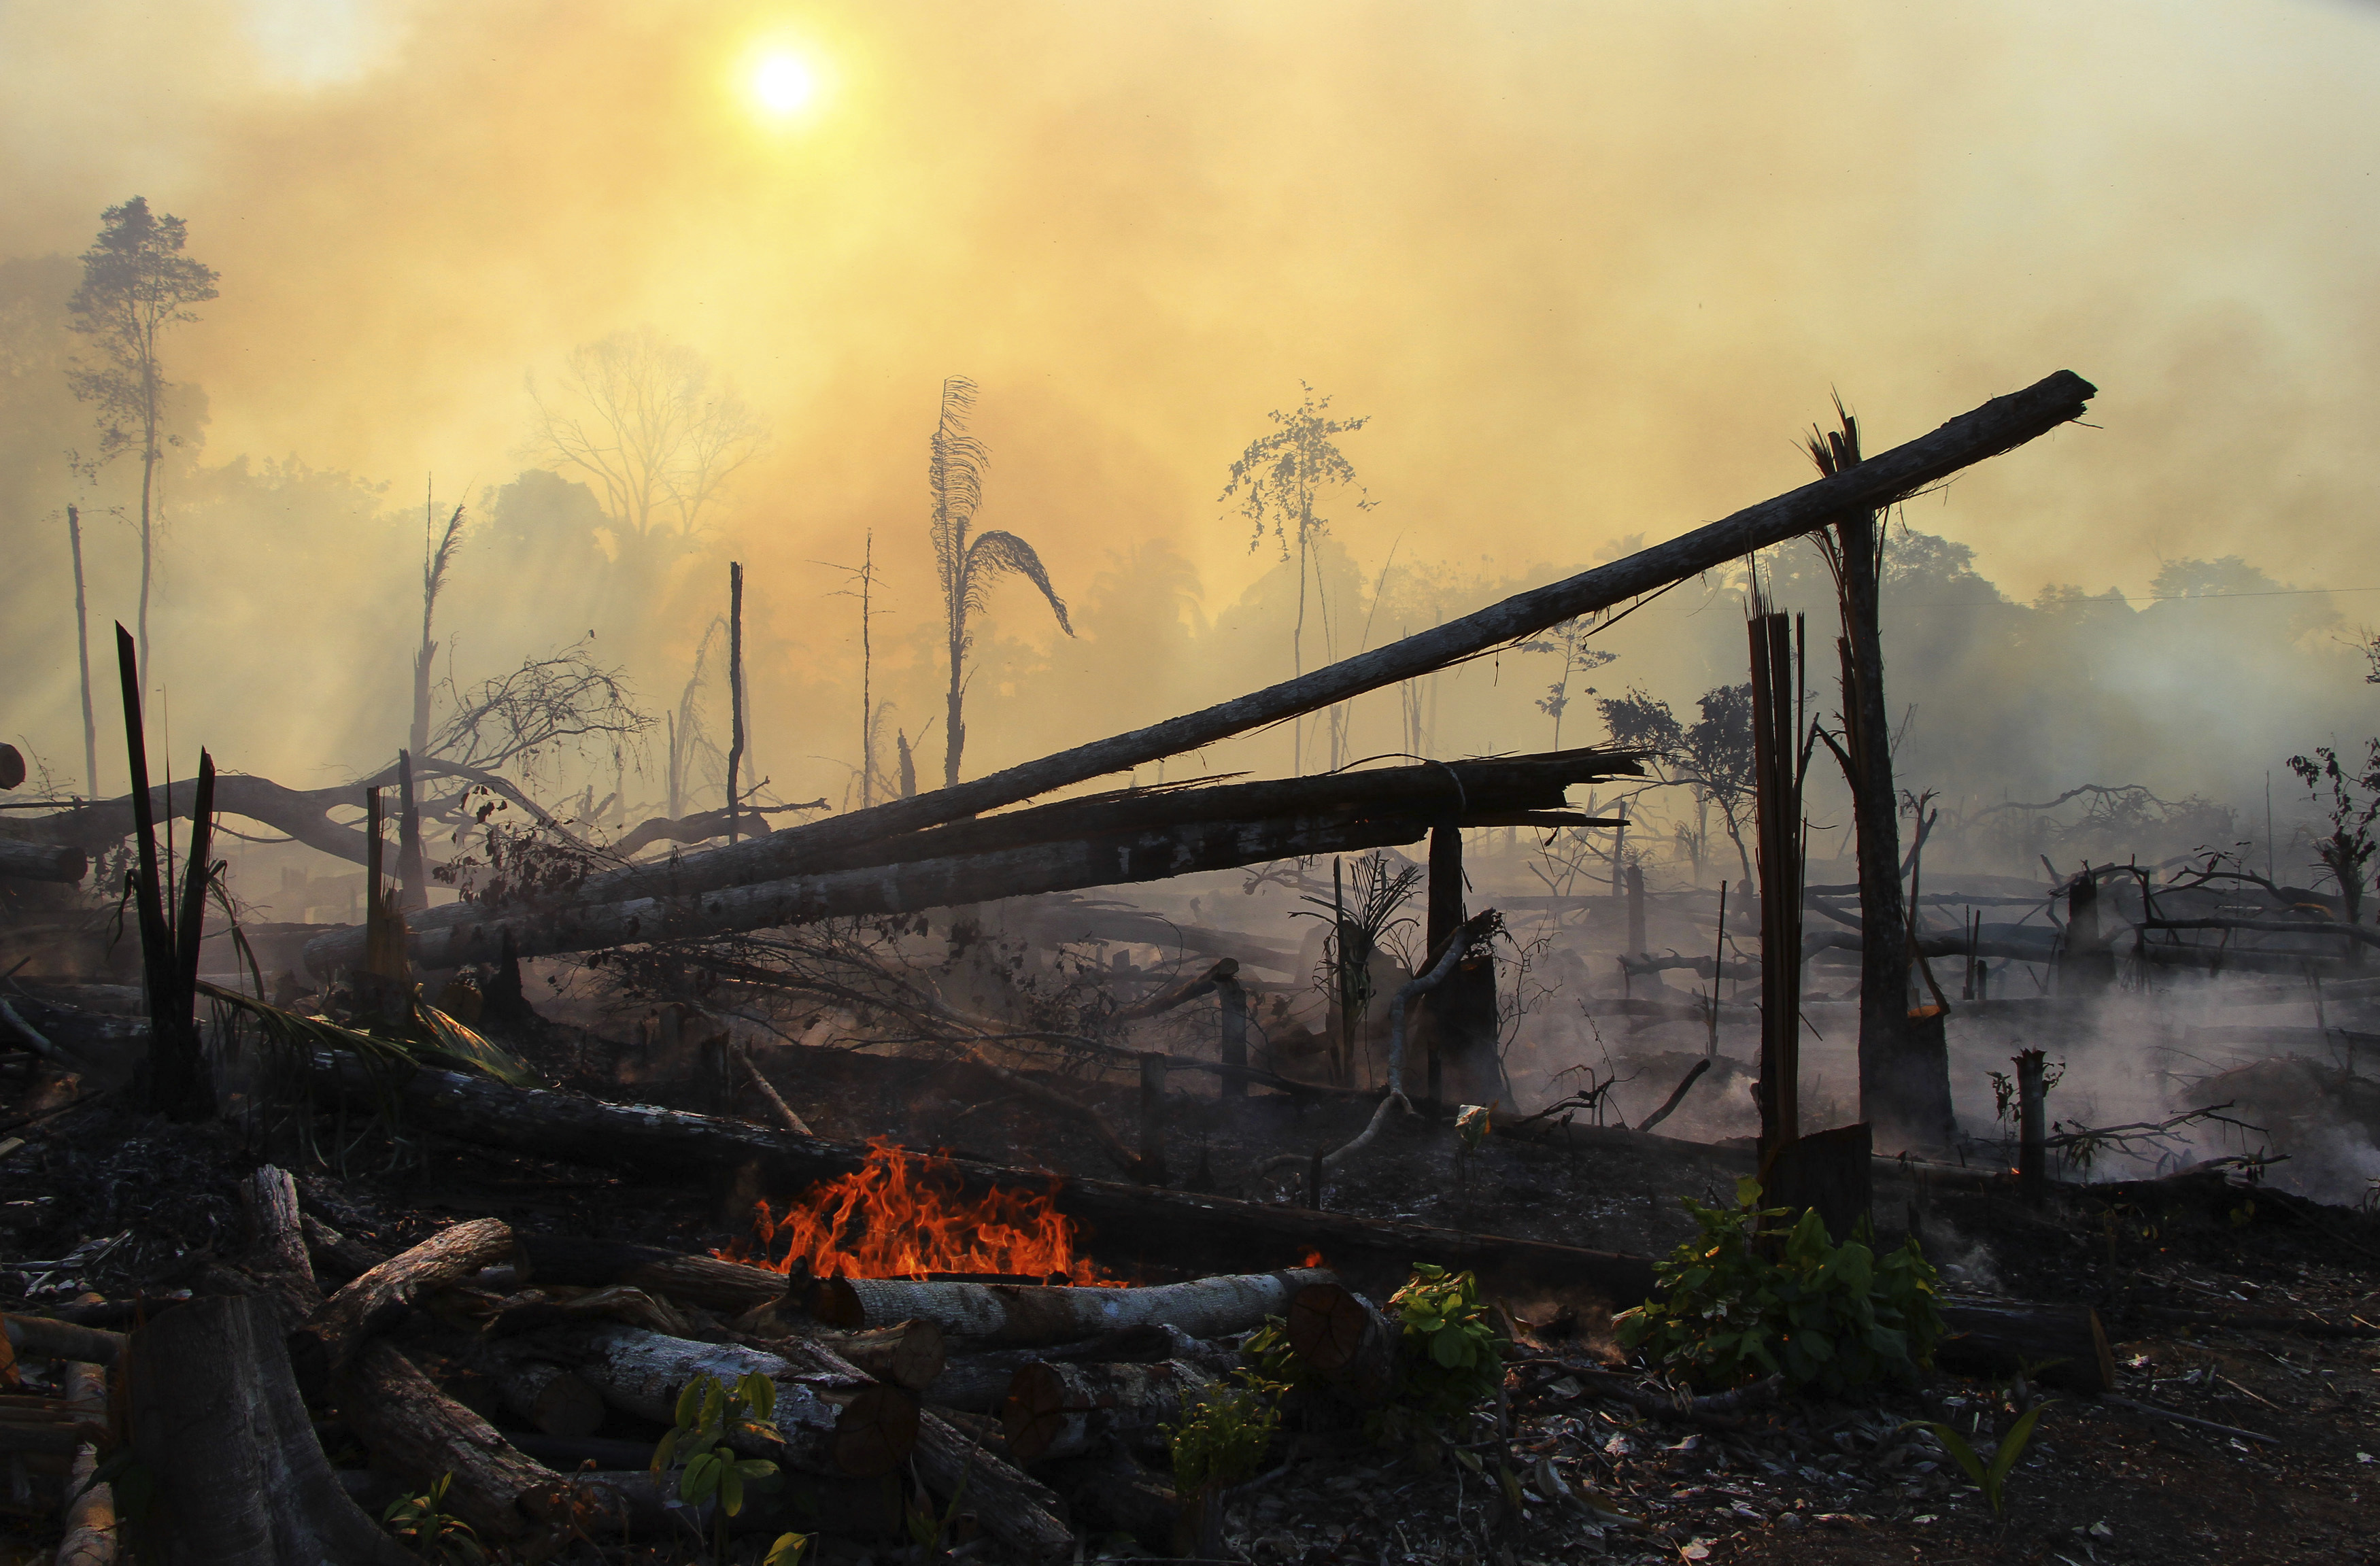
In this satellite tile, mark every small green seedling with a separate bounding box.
[654,1372,790,1562]
[1903,1403,2049,1516]
[382,1472,487,1564]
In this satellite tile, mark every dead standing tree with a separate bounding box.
[930,377,1076,787]
[1807,400,1954,1153]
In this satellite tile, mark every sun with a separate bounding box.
[748,50,819,118]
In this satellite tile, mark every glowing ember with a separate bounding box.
[724,1138,1119,1284]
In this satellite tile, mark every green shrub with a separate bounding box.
[1615,1177,1943,1395]
[1383,1263,1504,1421]
[1166,1376,1283,1493]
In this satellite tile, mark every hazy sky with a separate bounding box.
[7,0,2377,628]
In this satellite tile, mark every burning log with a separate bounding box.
[125,1295,413,1563]
[515,1323,919,1478]
[1285,1281,1396,1406]
[1936,1297,2116,1393]
[339,1338,575,1544]
[513,1233,788,1314]
[288,1216,513,1396]
[1002,1358,1214,1464]
[319,1061,1663,1305]
[813,1268,1330,1348]
[913,1408,1075,1557]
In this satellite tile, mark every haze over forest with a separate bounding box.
[6,0,2379,887]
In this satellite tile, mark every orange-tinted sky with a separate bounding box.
[8,0,2379,616]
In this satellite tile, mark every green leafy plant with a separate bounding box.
[1904,1403,2049,1516]
[1615,1177,1944,1394]
[382,1473,486,1564]
[652,1372,789,1563]
[1166,1375,1283,1495]
[1387,1263,1503,1414]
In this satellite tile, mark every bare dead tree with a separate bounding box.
[424,640,651,795]
[526,327,766,546]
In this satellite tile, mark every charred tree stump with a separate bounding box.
[241,1165,323,1333]
[126,1295,413,1565]
[1748,610,1804,1158]
[2016,1049,2049,1197]
[813,1268,1331,1348]
[288,1216,512,1397]
[1286,1280,1396,1407]
[1002,1359,1213,1464]
[1758,1122,1871,1243]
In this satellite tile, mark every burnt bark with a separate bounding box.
[1936,1297,2115,1393]
[1001,1358,1213,1464]
[513,1233,788,1314]
[288,1216,513,1396]
[339,1339,573,1544]
[811,1269,1331,1348]
[912,1408,1075,1558]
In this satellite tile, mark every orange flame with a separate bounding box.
[724,1138,1119,1284]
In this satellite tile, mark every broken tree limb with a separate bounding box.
[127,1295,415,1564]
[739,1046,815,1135]
[812,1269,1332,1348]
[1636,1058,1711,1133]
[1112,958,1240,1023]
[310,751,1639,972]
[0,996,93,1076]
[1001,1359,1214,1463]
[511,1233,789,1314]
[318,1059,1661,1304]
[912,1408,1075,1558]
[367,372,2096,927]
[287,1216,512,1395]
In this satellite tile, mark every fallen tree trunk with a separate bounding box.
[126,1295,415,1564]
[1002,1359,1214,1464]
[346,371,2094,934]
[0,840,86,883]
[926,1323,1229,1412]
[323,1061,1663,1306]
[1936,1297,2115,1393]
[812,1268,1332,1348]
[513,1233,788,1314]
[3,1316,125,1368]
[340,1338,573,1544]
[821,1319,947,1391]
[479,1351,609,1438]
[314,756,1638,972]
[288,1216,513,1396]
[515,1323,917,1478]
[912,1408,1074,1558]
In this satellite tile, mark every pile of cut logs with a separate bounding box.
[25,1166,1363,1561]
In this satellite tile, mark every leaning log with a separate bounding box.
[1936,1297,2115,1393]
[335,372,2097,932]
[288,1216,513,1395]
[0,840,86,884]
[340,1338,573,1543]
[126,1295,414,1564]
[813,1269,1331,1348]
[1001,1359,1215,1464]
[515,1322,917,1478]
[318,1061,1663,1306]
[913,1408,1075,1558]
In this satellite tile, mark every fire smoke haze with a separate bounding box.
[5,0,2379,823]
